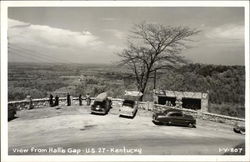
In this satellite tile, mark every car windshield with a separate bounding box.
[168,112,183,117]
[122,100,135,108]
[93,101,105,107]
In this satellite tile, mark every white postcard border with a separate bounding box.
[1,1,249,162]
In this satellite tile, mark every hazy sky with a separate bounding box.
[8,7,244,65]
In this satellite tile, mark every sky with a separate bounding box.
[8,7,245,65]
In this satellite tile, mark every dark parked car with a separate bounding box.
[233,123,245,135]
[8,105,16,121]
[91,92,112,115]
[152,109,196,128]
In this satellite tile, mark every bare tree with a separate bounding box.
[118,22,200,100]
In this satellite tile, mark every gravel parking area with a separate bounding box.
[8,105,245,155]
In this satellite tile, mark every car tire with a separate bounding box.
[152,121,161,125]
[132,109,138,119]
[188,123,195,128]
[240,130,245,135]
[233,128,240,133]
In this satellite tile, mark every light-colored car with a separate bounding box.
[119,99,138,118]
[119,91,142,118]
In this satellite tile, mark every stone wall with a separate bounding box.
[8,97,95,111]
[133,102,244,125]
[8,98,50,110]
[8,97,244,126]
[153,104,244,125]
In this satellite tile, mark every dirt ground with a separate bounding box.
[8,105,245,155]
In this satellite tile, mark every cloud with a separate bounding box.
[103,29,126,40]
[101,17,117,21]
[107,44,125,51]
[8,18,124,63]
[205,24,244,41]
[185,23,245,65]
[8,18,103,49]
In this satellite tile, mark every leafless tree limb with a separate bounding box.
[118,22,200,100]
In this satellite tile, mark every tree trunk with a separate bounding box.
[139,86,146,101]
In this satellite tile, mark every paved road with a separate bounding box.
[8,106,245,155]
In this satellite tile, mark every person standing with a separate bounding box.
[26,95,34,110]
[79,94,82,106]
[67,93,71,106]
[49,94,54,107]
[86,93,91,106]
[55,95,59,106]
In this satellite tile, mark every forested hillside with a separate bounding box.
[155,64,245,117]
[8,63,245,117]
[157,64,245,104]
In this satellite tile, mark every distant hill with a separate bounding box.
[156,63,245,104]
[8,63,245,118]
[151,63,245,117]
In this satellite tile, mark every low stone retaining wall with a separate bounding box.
[8,98,245,126]
[8,97,95,111]
[201,111,245,125]
[8,98,50,110]
[153,104,245,125]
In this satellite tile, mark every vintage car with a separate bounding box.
[152,109,196,128]
[91,92,112,115]
[233,123,245,135]
[8,105,16,121]
[119,91,142,118]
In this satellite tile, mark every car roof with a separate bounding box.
[124,91,143,101]
[124,95,140,101]
[95,92,108,102]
